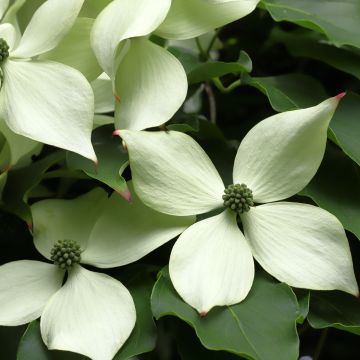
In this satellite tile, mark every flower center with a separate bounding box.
[0,38,9,63]
[222,183,254,214]
[50,239,82,270]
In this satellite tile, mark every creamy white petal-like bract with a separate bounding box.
[242,202,359,295]
[114,38,187,130]
[0,0,8,19]
[156,0,260,40]
[233,95,342,203]
[0,261,63,326]
[41,265,136,360]
[120,130,225,216]
[170,210,254,314]
[84,184,195,268]
[0,23,16,50]
[91,0,171,76]
[0,59,97,161]
[11,0,84,58]
[32,188,108,260]
[92,73,115,114]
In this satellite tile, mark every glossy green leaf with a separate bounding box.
[151,268,299,360]
[308,291,360,336]
[41,17,102,81]
[301,144,360,240]
[67,125,129,200]
[2,151,65,225]
[114,269,157,360]
[329,92,360,166]
[188,51,252,84]
[249,73,327,112]
[270,28,360,80]
[262,0,360,48]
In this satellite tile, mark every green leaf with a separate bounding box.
[114,268,157,360]
[168,46,200,75]
[301,143,360,240]
[250,73,327,112]
[270,28,360,81]
[329,92,360,166]
[308,291,360,336]
[2,151,65,225]
[188,51,252,84]
[67,125,130,200]
[151,268,299,360]
[41,17,102,81]
[261,0,360,49]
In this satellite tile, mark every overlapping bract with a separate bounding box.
[0,185,194,359]
[0,0,96,161]
[120,96,359,314]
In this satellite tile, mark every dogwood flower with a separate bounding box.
[91,0,259,131]
[0,185,193,359]
[118,94,359,315]
[0,0,96,161]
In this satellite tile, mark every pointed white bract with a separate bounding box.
[121,130,225,216]
[0,0,96,161]
[114,37,187,130]
[121,96,358,313]
[233,96,340,203]
[0,0,8,19]
[32,188,108,260]
[1,60,96,161]
[169,210,254,314]
[84,184,195,268]
[156,0,260,40]
[242,202,359,296]
[91,0,171,76]
[91,0,187,131]
[0,261,63,326]
[41,265,136,360]
[11,0,84,58]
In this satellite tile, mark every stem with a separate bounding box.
[205,28,221,59]
[195,37,207,61]
[212,77,242,93]
[313,328,329,360]
[204,82,217,124]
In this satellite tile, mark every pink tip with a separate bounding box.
[118,189,132,203]
[112,130,121,137]
[335,92,346,101]
[199,311,208,318]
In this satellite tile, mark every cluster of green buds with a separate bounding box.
[50,239,82,270]
[223,183,254,214]
[0,38,9,63]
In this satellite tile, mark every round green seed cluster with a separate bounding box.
[223,183,254,214]
[50,239,82,270]
[0,38,9,63]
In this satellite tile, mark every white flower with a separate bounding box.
[0,0,96,161]
[118,94,359,315]
[0,185,194,360]
[91,0,259,131]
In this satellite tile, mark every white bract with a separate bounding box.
[91,0,259,131]
[119,95,359,314]
[0,185,194,360]
[0,0,96,161]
